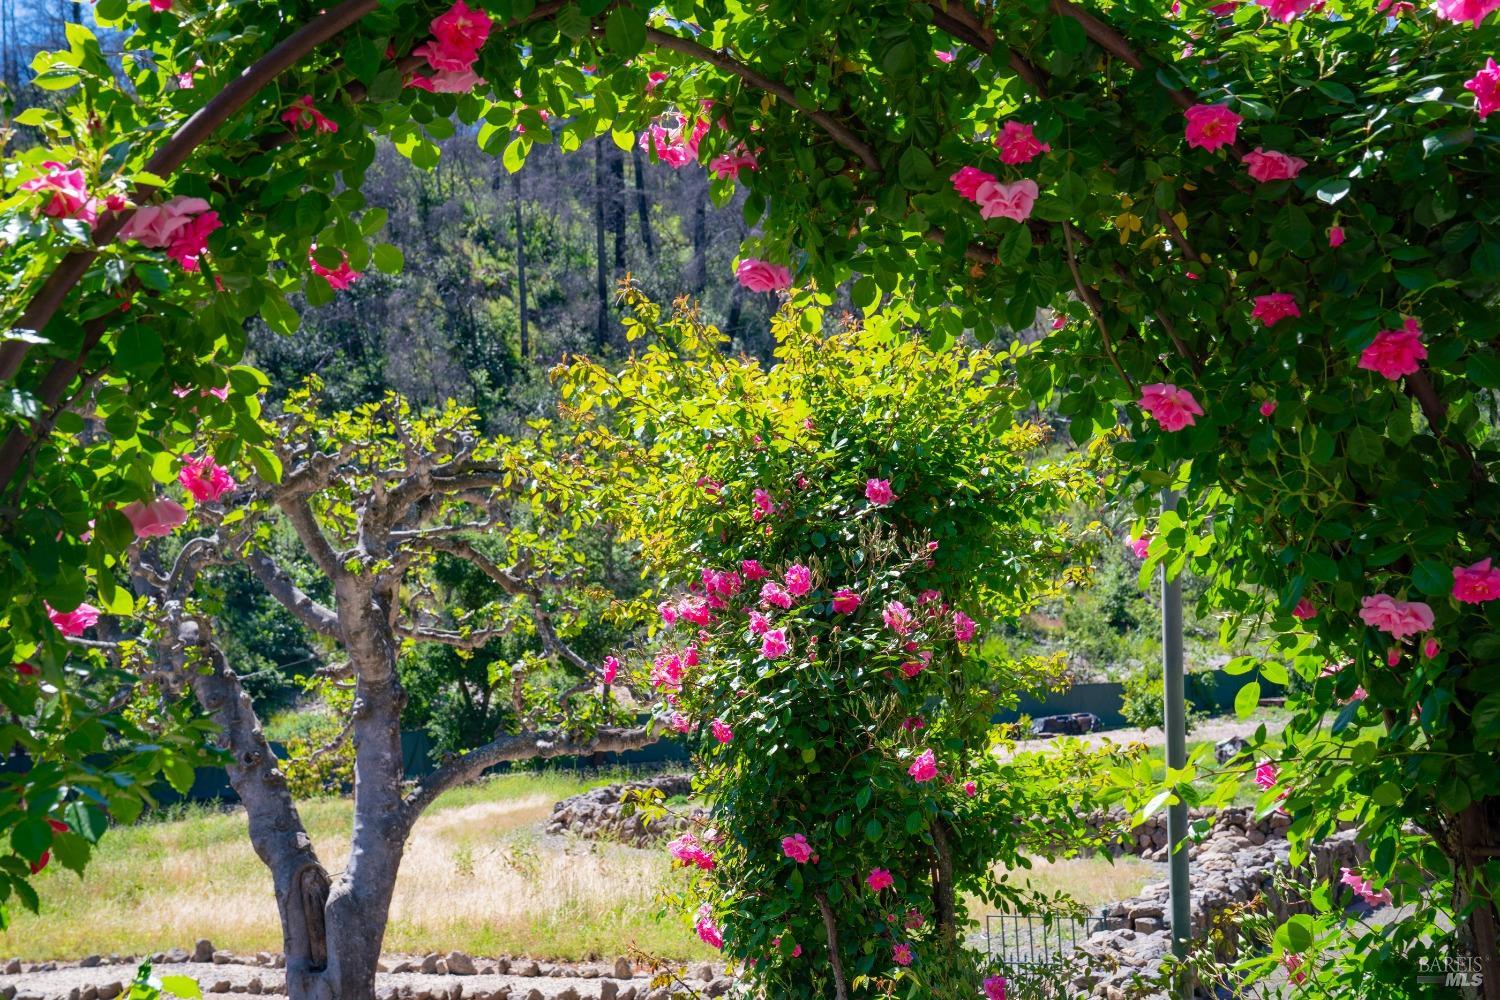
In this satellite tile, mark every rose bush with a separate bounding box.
[561,291,1121,997]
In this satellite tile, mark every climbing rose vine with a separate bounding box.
[562,293,1119,997]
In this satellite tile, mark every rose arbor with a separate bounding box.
[3,0,1500,991]
[560,293,1119,997]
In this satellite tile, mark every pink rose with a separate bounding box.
[709,150,758,180]
[1244,148,1307,183]
[784,564,812,597]
[1357,317,1426,380]
[908,748,938,782]
[178,455,235,502]
[150,0,172,9]
[1433,0,1500,26]
[667,833,715,870]
[47,602,100,638]
[1250,293,1301,327]
[964,780,978,797]
[1128,534,1151,559]
[694,904,724,949]
[831,588,861,614]
[601,655,619,685]
[669,711,692,734]
[781,833,812,863]
[935,50,956,62]
[646,71,669,92]
[995,121,1051,164]
[430,0,493,58]
[1254,760,1279,790]
[711,719,734,744]
[735,258,792,292]
[882,601,914,635]
[984,976,1009,1000]
[1424,638,1441,659]
[953,610,976,642]
[121,498,188,539]
[866,868,894,892]
[1183,104,1242,152]
[1259,400,1278,418]
[1328,226,1346,247]
[974,178,1039,222]
[1254,0,1315,21]
[891,943,913,967]
[1358,593,1434,640]
[280,95,338,134]
[21,162,96,225]
[1138,383,1204,432]
[950,166,997,201]
[1292,598,1316,620]
[118,196,212,248]
[760,582,792,609]
[406,68,484,94]
[638,124,693,168]
[309,246,361,290]
[864,478,896,505]
[164,211,222,271]
[1466,59,1500,118]
[761,628,789,659]
[741,559,768,580]
[1339,867,1392,908]
[752,487,776,522]
[1453,557,1500,603]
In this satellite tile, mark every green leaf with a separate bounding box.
[372,243,404,275]
[555,3,590,38]
[162,755,196,796]
[852,277,879,311]
[1276,913,1315,954]
[864,818,883,841]
[10,817,50,862]
[113,327,163,375]
[64,801,109,844]
[159,977,203,1000]
[1372,782,1402,807]
[603,6,647,58]
[1473,692,1500,741]
[503,139,530,174]
[1234,680,1261,719]
[1050,16,1087,55]
[1466,351,1500,389]
[260,295,299,336]
[1311,177,1351,205]
[1412,560,1452,597]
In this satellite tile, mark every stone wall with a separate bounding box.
[544,775,706,848]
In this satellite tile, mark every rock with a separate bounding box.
[209,983,231,995]
[247,979,262,995]
[598,984,619,1000]
[377,961,390,973]
[612,957,632,979]
[1133,917,1161,934]
[524,992,544,1000]
[421,954,443,975]
[619,990,637,1000]
[696,964,714,982]
[494,959,511,975]
[79,956,102,969]
[0,987,13,1000]
[392,962,415,974]
[706,981,733,997]
[97,985,123,1000]
[3,960,19,975]
[447,985,464,1000]
[552,990,580,1000]
[212,951,235,965]
[193,940,215,964]
[82,988,97,1000]
[514,961,541,977]
[446,952,477,976]
[545,775,703,847]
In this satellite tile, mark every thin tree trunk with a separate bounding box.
[687,195,707,294]
[593,139,610,352]
[813,891,850,1000]
[930,819,958,941]
[1454,798,1500,999]
[630,146,656,260]
[607,143,626,270]
[511,170,528,359]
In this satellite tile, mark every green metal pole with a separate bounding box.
[1162,489,1191,966]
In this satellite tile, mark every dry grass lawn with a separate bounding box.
[5,770,1159,962]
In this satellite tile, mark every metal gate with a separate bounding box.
[983,909,1110,967]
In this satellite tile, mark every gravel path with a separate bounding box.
[0,958,729,1000]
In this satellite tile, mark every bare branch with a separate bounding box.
[244,549,344,639]
[643,27,882,173]
[401,726,657,825]
[394,624,511,649]
[278,494,346,581]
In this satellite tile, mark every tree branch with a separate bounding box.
[277,494,345,581]
[400,725,657,824]
[813,890,851,1000]
[643,27,882,173]
[244,549,344,639]
[1061,223,1135,394]
[922,0,1049,94]
[394,623,510,649]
